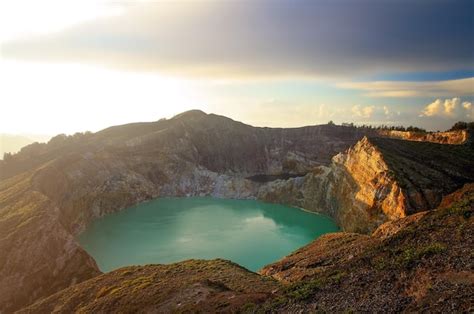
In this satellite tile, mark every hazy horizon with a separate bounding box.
[1,107,472,143]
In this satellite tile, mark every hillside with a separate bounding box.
[20,184,474,313]
[0,111,473,312]
[19,259,280,313]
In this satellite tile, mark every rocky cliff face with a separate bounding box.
[1,111,473,312]
[257,137,405,233]
[258,136,474,233]
[378,129,469,144]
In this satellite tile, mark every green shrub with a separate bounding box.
[285,279,323,301]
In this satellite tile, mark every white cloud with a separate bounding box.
[421,97,473,119]
[0,0,125,42]
[422,99,444,116]
[463,102,474,119]
[352,105,375,119]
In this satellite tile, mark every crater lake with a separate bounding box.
[78,197,339,272]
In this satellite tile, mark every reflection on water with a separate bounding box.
[78,197,339,272]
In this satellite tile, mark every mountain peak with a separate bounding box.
[171,109,207,120]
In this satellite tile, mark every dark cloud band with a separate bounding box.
[3,0,473,78]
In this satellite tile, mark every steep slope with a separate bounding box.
[20,184,474,313]
[0,171,100,313]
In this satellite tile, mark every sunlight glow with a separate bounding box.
[0,0,124,42]
[0,60,205,134]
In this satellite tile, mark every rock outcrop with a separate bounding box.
[378,129,470,144]
[259,136,474,232]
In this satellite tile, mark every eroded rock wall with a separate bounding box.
[378,129,469,144]
[258,137,408,233]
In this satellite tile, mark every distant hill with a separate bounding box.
[0,134,51,159]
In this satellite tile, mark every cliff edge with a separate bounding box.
[259,136,474,232]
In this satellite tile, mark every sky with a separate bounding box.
[0,0,473,135]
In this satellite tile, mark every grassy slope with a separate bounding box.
[19,259,279,313]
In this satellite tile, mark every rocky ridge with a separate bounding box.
[378,129,470,144]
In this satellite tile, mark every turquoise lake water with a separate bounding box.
[78,197,339,272]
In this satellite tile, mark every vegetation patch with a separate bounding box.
[327,270,347,284]
[284,279,323,302]
[395,242,446,268]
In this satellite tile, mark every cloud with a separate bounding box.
[352,105,375,119]
[349,105,400,124]
[337,78,474,98]
[232,102,343,127]
[0,0,125,42]
[2,1,473,78]
[421,98,473,119]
